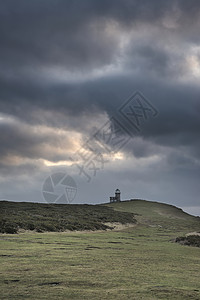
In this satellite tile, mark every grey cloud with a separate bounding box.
[0,0,200,74]
[124,43,186,78]
[0,119,74,162]
[1,71,200,161]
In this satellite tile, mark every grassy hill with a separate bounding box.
[0,199,199,234]
[0,199,200,299]
[0,200,136,234]
[105,199,200,232]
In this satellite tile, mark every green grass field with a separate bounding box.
[0,199,200,300]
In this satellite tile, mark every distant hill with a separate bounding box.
[0,199,199,234]
[104,199,200,232]
[0,200,136,234]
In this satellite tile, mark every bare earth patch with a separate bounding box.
[104,222,136,231]
[62,222,136,234]
[186,231,200,236]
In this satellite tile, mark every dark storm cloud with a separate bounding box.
[0,0,120,71]
[0,0,200,73]
[125,80,200,163]
[0,0,199,112]
[124,44,186,78]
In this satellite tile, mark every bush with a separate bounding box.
[3,224,18,234]
[175,235,200,247]
[26,223,35,230]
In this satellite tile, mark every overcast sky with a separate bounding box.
[0,0,200,216]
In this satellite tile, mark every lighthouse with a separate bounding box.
[115,189,121,202]
[110,189,121,203]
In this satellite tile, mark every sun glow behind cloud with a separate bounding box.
[187,55,200,77]
[43,159,73,167]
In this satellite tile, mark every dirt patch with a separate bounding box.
[60,222,136,234]
[186,232,200,236]
[104,222,136,231]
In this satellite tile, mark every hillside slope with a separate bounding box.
[1,199,199,234]
[104,199,200,232]
[1,199,200,300]
[0,201,136,233]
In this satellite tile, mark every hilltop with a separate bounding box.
[105,199,200,232]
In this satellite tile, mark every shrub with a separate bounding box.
[175,235,200,247]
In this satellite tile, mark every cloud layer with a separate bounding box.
[0,0,200,214]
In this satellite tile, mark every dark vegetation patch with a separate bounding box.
[38,281,62,286]
[108,241,122,244]
[175,235,200,247]
[0,201,136,234]
[38,280,100,288]
[85,246,101,249]
[4,279,20,284]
